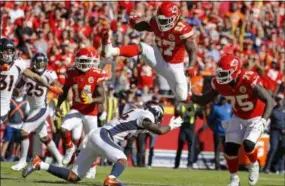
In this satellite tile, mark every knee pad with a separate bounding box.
[243,139,256,153]
[40,136,51,145]
[224,142,240,157]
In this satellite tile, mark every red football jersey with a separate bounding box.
[149,17,193,64]
[65,67,106,116]
[212,70,265,120]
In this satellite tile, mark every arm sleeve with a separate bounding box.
[179,24,194,40]
[137,110,155,128]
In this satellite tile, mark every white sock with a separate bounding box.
[108,175,116,179]
[20,138,29,163]
[46,141,63,164]
[40,161,50,170]
[231,173,239,178]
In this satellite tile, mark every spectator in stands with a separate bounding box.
[0,94,29,162]
[208,95,232,170]
[264,93,285,173]
[174,102,203,169]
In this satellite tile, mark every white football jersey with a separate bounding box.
[103,108,155,141]
[0,63,25,117]
[23,70,57,109]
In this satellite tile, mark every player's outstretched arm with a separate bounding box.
[191,87,219,106]
[253,84,275,120]
[184,38,197,67]
[142,116,183,135]
[23,68,50,88]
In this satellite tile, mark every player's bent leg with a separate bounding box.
[104,159,127,186]
[11,129,29,171]
[243,140,259,186]
[40,135,63,166]
[224,142,241,186]
[22,155,80,183]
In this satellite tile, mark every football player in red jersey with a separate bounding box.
[191,55,275,186]
[55,47,106,171]
[102,2,196,103]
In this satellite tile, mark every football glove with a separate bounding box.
[99,111,107,121]
[49,86,63,95]
[81,91,94,104]
[0,64,10,71]
[169,116,183,130]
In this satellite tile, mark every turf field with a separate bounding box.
[1,162,284,186]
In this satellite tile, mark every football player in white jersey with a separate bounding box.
[11,53,63,171]
[23,101,183,186]
[0,38,62,124]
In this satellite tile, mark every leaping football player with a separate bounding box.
[11,53,63,171]
[0,38,62,125]
[55,47,106,178]
[102,2,196,103]
[191,54,275,186]
[23,101,183,186]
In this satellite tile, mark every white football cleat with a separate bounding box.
[11,161,27,171]
[248,161,259,186]
[227,175,240,186]
[62,145,75,166]
[85,166,96,179]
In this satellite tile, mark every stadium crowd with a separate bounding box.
[1,1,285,174]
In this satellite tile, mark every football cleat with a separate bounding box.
[62,145,76,166]
[11,161,27,171]
[248,161,259,186]
[22,155,41,178]
[85,166,96,179]
[103,177,126,186]
[227,175,240,186]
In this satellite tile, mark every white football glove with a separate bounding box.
[169,116,183,130]
[253,118,267,134]
[99,111,107,121]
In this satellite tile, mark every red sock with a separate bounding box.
[226,157,239,173]
[73,140,80,148]
[246,148,258,163]
[62,132,73,149]
[119,45,140,57]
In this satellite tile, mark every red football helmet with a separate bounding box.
[156,2,181,32]
[75,47,100,72]
[216,54,241,84]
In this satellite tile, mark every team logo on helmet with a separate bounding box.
[239,86,246,93]
[88,77,94,83]
[231,59,239,67]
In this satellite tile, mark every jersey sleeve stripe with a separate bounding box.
[179,30,194,40]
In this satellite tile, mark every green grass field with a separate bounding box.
[1,162,284,186]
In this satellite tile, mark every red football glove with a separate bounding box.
[0,64,10,71]
[129,16,138,28]
[49,86,63,95]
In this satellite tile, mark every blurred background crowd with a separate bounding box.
[0,1,285,173]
